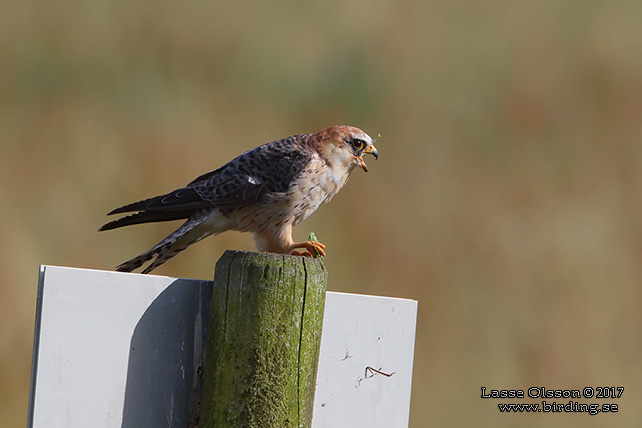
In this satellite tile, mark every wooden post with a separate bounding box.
[199,250,327,428]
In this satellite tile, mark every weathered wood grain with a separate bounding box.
[200,251,327,428]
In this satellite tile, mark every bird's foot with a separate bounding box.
[290,240,326,258]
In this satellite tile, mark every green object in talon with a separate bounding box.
[308,232,324,260]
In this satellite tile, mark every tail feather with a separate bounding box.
[114,209,214,274]
[116,250,156,273]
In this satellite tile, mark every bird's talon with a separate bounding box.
[290,240,326,258]
[291,250,314,257]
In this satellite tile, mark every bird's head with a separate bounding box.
[315,125,379,173]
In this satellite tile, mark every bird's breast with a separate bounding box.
[288,161,348,225]
[225,157,351,232]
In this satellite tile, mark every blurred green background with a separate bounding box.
[2,1,642,427]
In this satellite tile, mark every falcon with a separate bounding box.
[100,125,379,274]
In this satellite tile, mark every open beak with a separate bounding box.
[358,144,379,172]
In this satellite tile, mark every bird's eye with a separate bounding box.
[351,139,364,150]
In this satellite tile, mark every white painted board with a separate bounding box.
[28,266,211,428]
[28,266,417,428]
[312,292,418,427]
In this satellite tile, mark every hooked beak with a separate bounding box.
[357,144,379,172]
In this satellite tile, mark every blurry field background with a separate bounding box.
[2,1,642,427]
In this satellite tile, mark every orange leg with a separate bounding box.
[290,240,326,258]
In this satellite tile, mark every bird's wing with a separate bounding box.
[125,137,314,215]
[106,187,210,215]
[187,137,315,209]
